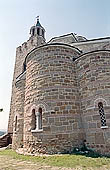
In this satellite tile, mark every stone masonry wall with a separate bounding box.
[23,44,85,154]
[8,35,45,133]
[76,50,110,154]
[73,40,110,53]
[12,73,26,149]
[24,113,85,154]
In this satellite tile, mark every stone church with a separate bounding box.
[7,17,110,154]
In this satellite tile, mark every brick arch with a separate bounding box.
[28,102,50,116]
[36,104,46,114]
[36,101,52,113]
[94,98,107,108]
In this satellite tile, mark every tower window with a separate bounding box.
[31,109,36,130]
[15,116,17,132]
[31,108,42,132]
[36,108,42,130]
[98,102,107,127]
[23,62,26,72]
[37,28,40,35]
[42,30,44,37]
[32,28,35,36]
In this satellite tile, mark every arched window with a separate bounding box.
[38,108,42,129]
[42,30,44,37]
[37,28,40,35]
[32,28,35,36]
[23,62,26,72]
[31,108,43,132]
[35,107,42,130]
[15,116,17,131]
[98,102,107,127]
[31,109,36,130]
[31,107,43,132]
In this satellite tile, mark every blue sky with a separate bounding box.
[0,0,110,130]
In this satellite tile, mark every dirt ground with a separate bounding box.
[0,155,76,170]
[0,155,110,170]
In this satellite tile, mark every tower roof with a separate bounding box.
[30,16,45,39]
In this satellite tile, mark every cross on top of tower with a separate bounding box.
[36,16,39,22]
[36,16,41,27]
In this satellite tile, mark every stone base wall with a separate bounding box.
[12,133,23,149]
[24,132,85,154]
[86,143,110,155]
[23,113,85,154]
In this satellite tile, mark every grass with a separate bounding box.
[0,149,110,169]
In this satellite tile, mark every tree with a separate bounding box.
[0,108,3,112]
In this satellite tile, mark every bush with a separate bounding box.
[61,145,103,158]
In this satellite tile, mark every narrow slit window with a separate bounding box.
[42,30,44,37]
[31,108,42,131]
[15,116,17,131]
[38,108,42,129]
[98,102,107,127]
[37,28,40,35]
[23,62,26,72]
[31,109,36,130]
[36,108,42,130]
[32,28,35,36]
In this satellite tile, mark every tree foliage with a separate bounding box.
[0,108,3,112]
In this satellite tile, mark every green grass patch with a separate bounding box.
[0,149,110,169]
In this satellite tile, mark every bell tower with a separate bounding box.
[30,16,45,46]
[8,17,46,135]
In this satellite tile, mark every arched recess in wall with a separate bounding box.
[94,98,108,127]
[98,102,107,127]
[31,103,46,132]
[94,98,107,108]
[31,109,36,130]
[36,107,42,130]
[22,61,26,72]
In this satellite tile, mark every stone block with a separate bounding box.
[95,132,105,144]
[73,123,78,129]
[60,117,66,121]
[92,115,100,121]
[55,122,63,126]
[49,118,54,123]
[85,115,92,121]
[51,126,59,132]
[43,126,51,131]
[67,125,72,131]
[62,134,69,139]
[63,121,69,125]
[89,122,96,128]
[106,114,110,119]
[58,126,66,132]
[54,117,60,122]
[69,120,74,124]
